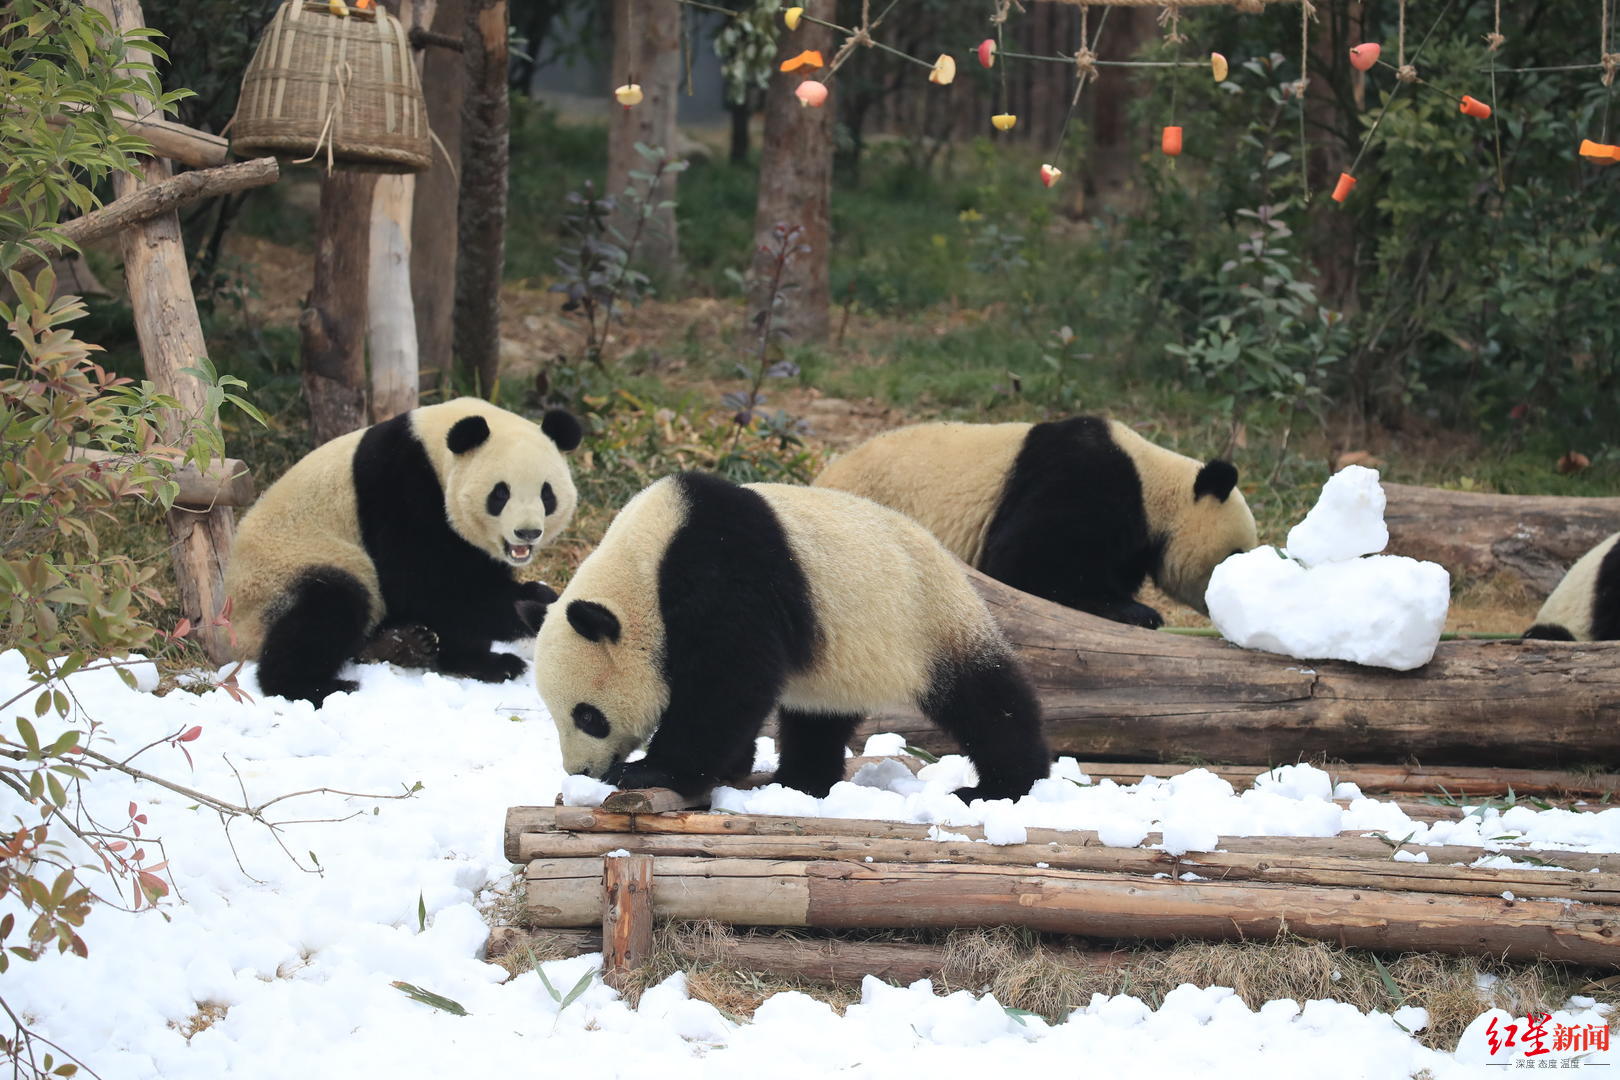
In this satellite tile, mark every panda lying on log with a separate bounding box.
[534,472,1051,802]
[224,398,581,705]
[814,416,1259,629]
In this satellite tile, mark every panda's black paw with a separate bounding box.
[1114,602,1165,630]
[358,624,440,668]
[514,583,557,636]
[606,760,698,795]
[951,784,1027,803]
[439,649,527,683]
[306,678,360,706]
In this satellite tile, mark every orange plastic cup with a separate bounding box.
[1331,172,1357,203]
[1459,95,1491,119]
[1161,126,1183,157]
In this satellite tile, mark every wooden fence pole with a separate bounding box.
[601,854,654,991]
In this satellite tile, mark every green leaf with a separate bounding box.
[417,891,426,933]
[557,968,595,1010]
[1369,952,1404,1006]
[390,981,468,1016]
[903,745,940,764]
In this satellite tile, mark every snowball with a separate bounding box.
[1392,849,1429,863]
[1158,819,1218,856]
[1285,465,1388,567]
[558,774,614,806]
[981,804,1028,846]
[1207,547,1450,671]
[860,732,909,757]
[1252,764,1332,802]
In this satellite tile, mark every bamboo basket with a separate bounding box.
[231,0,431,173]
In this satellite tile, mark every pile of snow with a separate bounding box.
[3,650,1614,1078]
[1206,466,1451,670]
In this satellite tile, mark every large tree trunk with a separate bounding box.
[1382,483,1620,597]
[750,0,833,342]
[453,0,509,396]
[607,0,682,274]
[301,171,376,446]
[411,0,466,390]
[826,568,1620,769]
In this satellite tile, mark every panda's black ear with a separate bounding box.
[1193,460,1239,502]
[447,416,491,455]
[566,600,620,644]
[541,409,583,453]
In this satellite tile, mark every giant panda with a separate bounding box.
[1523,531,1620,642]
[225,398,582,705]
[813,417,1258,628]
[534,471,1050,802]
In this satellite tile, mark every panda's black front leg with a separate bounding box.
[434,636,527,682]
[610,685,780,796]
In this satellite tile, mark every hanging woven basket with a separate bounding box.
[231,0,431,173]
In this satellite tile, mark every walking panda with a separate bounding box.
[533,472,1050,801]
[225,398,581,705]
[813,417,1258,628]
[1524,531,1620,642]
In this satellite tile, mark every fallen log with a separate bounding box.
[1382,482,1620,597]
[67,447,254,510]
[485,925,1130,984]
[1072,761,1620,799]
[12,158,278,276]
[830,569,1620,770]
[515,829,1620,904]
[601,855,654,990]
[524,856,1620,965]
[506,807,1620,875]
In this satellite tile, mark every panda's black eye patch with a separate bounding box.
[542,482,557,515]
[486,482,510,516]
[572,703,610,739]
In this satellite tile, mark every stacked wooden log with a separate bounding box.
[506,789,1620,981]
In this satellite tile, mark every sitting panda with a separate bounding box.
[1523,531,1620,642]
[225,398,582,705]
[813,417,1258,629]
[534,472,1050,802]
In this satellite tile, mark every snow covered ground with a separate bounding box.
[4,649,1613,1078]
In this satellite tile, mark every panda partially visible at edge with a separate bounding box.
[1523,531,1620,642]
[224,398,581,705]
[813,416,1259,628]
[533,472,1051,802]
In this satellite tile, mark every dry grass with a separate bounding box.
[485,912,1620,1050]
[171,1002,229,1040]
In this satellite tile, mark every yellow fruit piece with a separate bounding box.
[614,83,644,107]
[991,113,1017,132]
[327,0,349,16]
[929,54,957,86]
[784,6,803,30]
[1211,52,1229,82]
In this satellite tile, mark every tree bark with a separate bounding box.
[13,158,278,276]
[601,854,655,991]
[301,171,377,447]
[822,568,1620,769]
[607,0,682,274]
[69,448,254,510]
[41,102,227,168]
[453,0,509,396]
[1382,482,1620,597]
[750,0,834,342]
[367,173,420,422]
[410,0,465,391]
[91,0,237,664]
[525,855,1620,965]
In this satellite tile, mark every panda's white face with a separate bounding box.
[1160,477,1259,613]
[534,599,667,780]
[437,409,580,568]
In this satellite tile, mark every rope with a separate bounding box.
[1157,4,1185,43]
[1604,0,1618,86]
[1050,5,1110,162]
[1394,0,1418,82]
[1297,0,1311,200]
[1484,0,1504,51]
[1037,0,1299,6]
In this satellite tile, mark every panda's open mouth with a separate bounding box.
[503,540,536,565]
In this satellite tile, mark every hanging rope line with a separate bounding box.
[1344,0,1456,181]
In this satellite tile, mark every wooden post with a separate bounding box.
[601,854,654,990]
[607,0,682,273]
[751,0,833,341]
[89,0,238,664]
[301,171,377,446]
[366,0,431,423]
[453,0,508,396]
[410,0,464,389]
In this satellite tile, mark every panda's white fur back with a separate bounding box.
[812,422,1029,567]
[1533,531,1618,641]
[225,426,379,656]
[535,476,1009,770]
